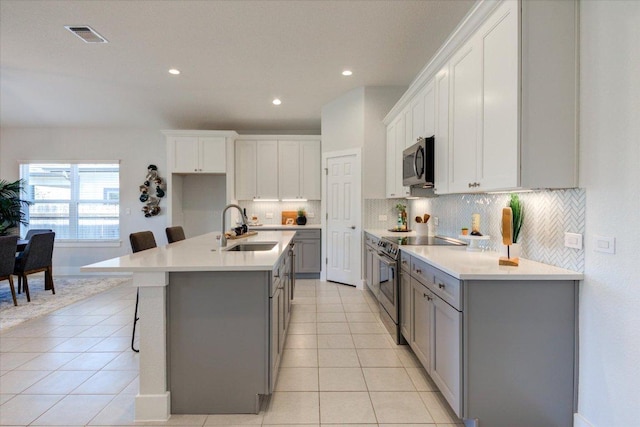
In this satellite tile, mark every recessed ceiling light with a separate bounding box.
[342,70,353,76]
[272,98,282,106]
[168,69,180,75]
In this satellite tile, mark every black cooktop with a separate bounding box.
[381,235,466,247]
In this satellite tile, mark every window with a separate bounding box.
[20,163,120,241]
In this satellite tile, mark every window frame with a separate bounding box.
[19,161,121,244]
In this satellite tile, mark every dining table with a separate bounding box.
[16,239,28,252]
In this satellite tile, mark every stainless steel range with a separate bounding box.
[374,235,466,344]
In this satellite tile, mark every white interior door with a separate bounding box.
[325,152,360,286]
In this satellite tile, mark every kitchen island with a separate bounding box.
[82,230,296,421]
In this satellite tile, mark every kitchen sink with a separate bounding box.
[224,242,278,252]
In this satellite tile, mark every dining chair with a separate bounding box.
[24,228,53,240]
[165,226,186,243]
[0,235,19,306]
[13,231,56,302]
[129,231,157,353]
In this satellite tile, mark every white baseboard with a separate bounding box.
[574,412,595,427]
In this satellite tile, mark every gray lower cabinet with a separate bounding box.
[409,277,433,372]
[399,268,412,342]
[166,250,292,415]
[271,252,291,391]
[293,229,321,274]
[404,253,576,427]
[431,291,462,415]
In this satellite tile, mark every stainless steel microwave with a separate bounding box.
[402,136,435,187]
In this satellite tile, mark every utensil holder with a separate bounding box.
[415,222,429,236]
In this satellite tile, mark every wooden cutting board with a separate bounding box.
[281,211,297,225]
[224,230,258,240]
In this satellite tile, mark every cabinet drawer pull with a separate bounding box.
[401,260,407,265]
[438,283,445,289]
[416,269,422,274]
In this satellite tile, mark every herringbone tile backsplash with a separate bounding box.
[366,189,585,272]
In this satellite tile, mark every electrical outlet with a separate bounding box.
[378,215,387,221]
[307,212,315,218]
[125,208,131,215]
[265,212,273,219]
[564,232,582,249]
[594,235,615,254]
[433,217,439,226]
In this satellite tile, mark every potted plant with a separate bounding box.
[395,203,407,230]
[502,193,524,258]
[296,207,307,225]
[509,194,524,243]
[0,179,32,236]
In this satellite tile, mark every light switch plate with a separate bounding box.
[433,217,439,226]
[594,235,615,254]
[307,212,315,218]
[378,215,387,221]
[564,232,582,249]
[265,212,273,219]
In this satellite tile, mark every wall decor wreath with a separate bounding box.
[139,164,166,217]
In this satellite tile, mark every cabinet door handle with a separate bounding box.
[438,283,445,289]
[468,182,473,188]
[416,269,422,274]
[401,260,407,265]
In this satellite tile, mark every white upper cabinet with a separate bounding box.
[170,136,226,173]
[384,0,578,194]
[255,140,279,200]
[386,115,411,199]
[448,37,482,193]
[434,66,450,194]
[237,137,321,201]
[278,140,321,200]
[236,140,278,200]
[448,0,518,193]
[477,1,518,190]
[235,140,258,200]
[411,80,436,143]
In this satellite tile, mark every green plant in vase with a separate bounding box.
[0,179,32,236]
[508,194,524,243]
[395,203,407,230]
[296,207,307,225]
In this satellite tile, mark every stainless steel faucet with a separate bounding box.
[220,204,248,247]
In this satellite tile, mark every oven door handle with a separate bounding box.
[376,253,397,268]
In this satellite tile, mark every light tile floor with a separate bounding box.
[0,278,463,426]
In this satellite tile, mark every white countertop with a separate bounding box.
[248,224,321,230]
[365,229,583,281]
[81,231,295,273]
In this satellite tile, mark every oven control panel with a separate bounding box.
[378,239,399,258]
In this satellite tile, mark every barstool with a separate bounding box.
[129,231,157,353]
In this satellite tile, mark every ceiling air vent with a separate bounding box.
[64,26,108,43]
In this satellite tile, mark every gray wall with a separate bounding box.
[0,127,167,274]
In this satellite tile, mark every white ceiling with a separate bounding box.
[0,0,474,133]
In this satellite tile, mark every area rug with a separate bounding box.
[0,276,131,331]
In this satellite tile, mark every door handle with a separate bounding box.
[350,226,356,229]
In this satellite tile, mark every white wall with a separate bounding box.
[363,87,405,199]
[320,87,365,153]
[577,2,640,426]
[0,127,167,274]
